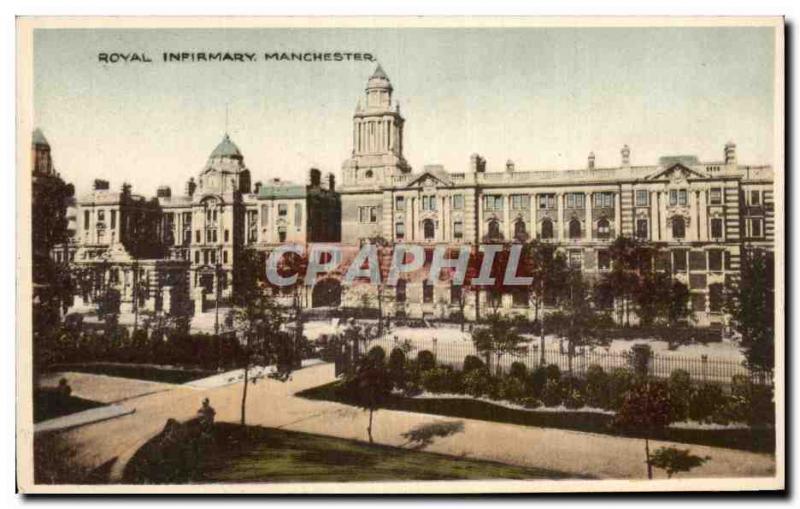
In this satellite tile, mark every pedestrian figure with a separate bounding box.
[197,397,216,436]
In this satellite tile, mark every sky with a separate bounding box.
[33,26,776,198]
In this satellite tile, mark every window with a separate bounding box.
[636,219,649,240]
[223,250,228,264]
[689,274,707,290]
[566,193,585,208]
[569,219,582,239]
[484,195,503,211]
[691,293,706,312]
[487,219,503,241]
[710,218,723,239]
[359,206,379,223]
[423,219,435,240]
[538,194,556,209]
[423,281,434,303]
[450,283,462,303]
[709,284,724,312]
[294,204,302,227]
[708,250,723,272]
[635,190,649,207]
[278,227,287,242]
[672,216,686,239]
[673,250,687,272]
[84,210,90,229]
[195,251,200,264]
[511,195,530,209]
[395,196,405,211]
[598,250,611,270]
[678,190,688,206]
[541,218,554,240]
[597,218,610,239]
[710,188,722,205]
[514,220,527,241]
[453,220,463,239]
[260,204,269,226]
[422,196,437,211]
[594,193,614,208]
[749,218,763,238]
[750,190,761,206]
[689,251,706,271]
[669,190,677,206]
[395,221,405,239]
[396,280,407,303]
[247,210,257,242]
[98,210,105,222]
[110,210,117,229]
[196,230,201,243]
[569,250,582,269]
[278,204,288,216]
[452,195,464,210]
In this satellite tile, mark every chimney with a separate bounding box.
[156,185,171,198]
[505,159,515,172]
[309,168,322,187]
[186,177,196,197]
[327,173,336,192]
[93,179,109,191]
[724,141,737,166]
[254,181,262,194]
[121,182,131,196]
[621,144,631,167]
[588,152,596,170]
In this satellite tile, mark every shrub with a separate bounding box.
[420,367,462,394]
[541,379,563,407]
[607,368,636,411]
[584,365,609,409]
[562,388,585,410]
[463,368,492,398]
[529,367,548,398]
[417,350,436,372]
[497,375,528,403]
[509,362,528,381]
[462,355,485,373]
[667,369,693,422]
[366,346,386,364]
[519,396,542,409]
[545,364,561,382]
[728,376,775,426]
[387,348,407,390]
[688,383,726,423]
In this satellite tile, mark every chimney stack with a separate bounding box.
[186,177,196,197]
[470,153,486,173]
[156,185,171,198]
[505,159,515,172]
[327,173,336,192]
[588,152,596,170]
[621,144,631,167]
[724,141,737,166]
[254,181,262,194]
[93,179,109,191]
[309,168,322,187]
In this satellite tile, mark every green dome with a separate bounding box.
[209,133,242,159]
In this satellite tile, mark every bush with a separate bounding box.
[417,350,436,372]
[607,368,636,410]
[584,365,609,409]
[420,367,462,394]
[541,379,563,407]
[688,383,726,423]
[529,367,548,398]
[463,368,493,398]
[668,369,693,422]
[729,376,775,426]
[509,362,528,381]
[519,396,542,409]
[562,388,585,410]
[462,355,485,373]
[545,364,561,382]
[366,346,386,364]
[497,375,528,403]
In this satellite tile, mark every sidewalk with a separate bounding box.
[49,362,775,482]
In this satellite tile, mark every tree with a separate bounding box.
[346,347,393,443]
[614,380,675,479]
[726,248,774,374]
[558,270,601,376]
[648,447,709,479]
[599,237,647,326]
[520,241,569,364]
[471,314,529,375]
[366,235,394,337]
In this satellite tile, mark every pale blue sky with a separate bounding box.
[33,27,775,197]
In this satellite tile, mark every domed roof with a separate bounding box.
[209,133,242,159]
[32,128,49,147]
[366,64,392,90]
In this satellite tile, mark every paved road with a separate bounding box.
[48,363,775,483]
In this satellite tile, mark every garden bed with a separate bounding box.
[46,362,217,385]
[33,388,105,423]
[298,381,775,454]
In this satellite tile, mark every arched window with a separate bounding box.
[569,219,582,239]
[597,218,610,239]
[672,216,686,239]
[423,219,435,240]
[541,218,554,239]
[487,219,503,241]
[365,169,373,178]
[514,220,528,242]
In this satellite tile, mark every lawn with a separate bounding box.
[47,362,216,384]
[298,382,775,454]
[122,421,584,483]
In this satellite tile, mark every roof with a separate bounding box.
[32,128,49,146]
[257,183,307,199]
[371,64,388,80]
[209,133,242,159]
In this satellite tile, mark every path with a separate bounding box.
[48,363,775,482]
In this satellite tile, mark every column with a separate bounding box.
[650,191,659,240]
[503,194,511,240]
[477,194,484,242]
[441,196,448,242]
[614,192,622,238]
[557,193,564,241]
[659,191,668,240]
[699,189,708,240]
[688,190,698,241]
[585,192,593,241]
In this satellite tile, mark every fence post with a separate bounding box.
[631,344,652,378]
[432,337,438,358]
[701,354,708,382]
[531,344,539,368]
